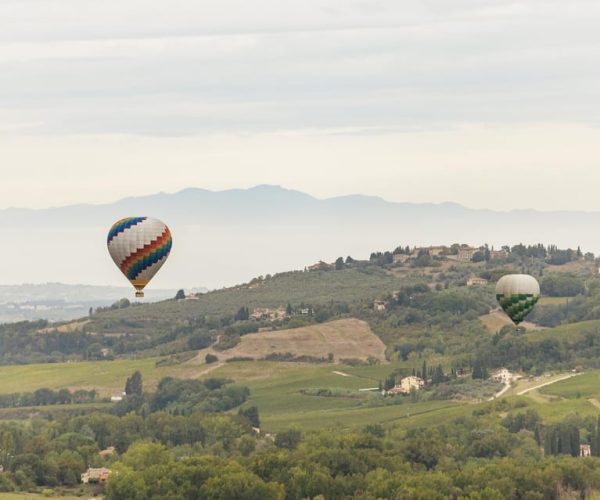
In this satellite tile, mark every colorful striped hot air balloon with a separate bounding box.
[107,217,172,298]
[495,274,540,325]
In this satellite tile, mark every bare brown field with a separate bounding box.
[539,296,571,306]
[546,260,594,274]
[196,318,387,363]
[479,309,543,333]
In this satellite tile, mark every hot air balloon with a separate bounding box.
[495,274,540,325]
[107,217,172,298]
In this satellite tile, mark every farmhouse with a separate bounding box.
[373,300,387,311]
[412,246,447,257]
[385,385,405,396]
[490,249,509,260]
[386,376,425,396]
[308,261,334,271]
[457,247,479,262]
[184,293,202,300]
[467,276,488,287]
[393,254,410,264]
[492,368,513,384]
[580,444,592,457]
[400,376,425,393]
[81,467,111,484]
[250,307,287,322]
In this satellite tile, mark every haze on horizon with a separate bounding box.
[2,0,600,211]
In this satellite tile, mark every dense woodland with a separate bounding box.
[2,391,600,498]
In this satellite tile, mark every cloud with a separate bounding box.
[1,0,600,136]
[1,0,600,212]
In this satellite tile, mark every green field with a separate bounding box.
[0,353,597,433]
[0,357,197,396]
[203,360,469,431]
[540,371,600,400]
[525,319,600,342]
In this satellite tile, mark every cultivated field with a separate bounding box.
[538,296,572,306]
[201,318,387,363]
[0,357,198,396]
[479,309,542,333]
[540,371,600,400]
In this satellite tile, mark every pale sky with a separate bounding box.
[2,0,600,211]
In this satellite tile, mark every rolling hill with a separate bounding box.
[195,318,387,364]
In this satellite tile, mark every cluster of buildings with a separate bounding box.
[492,368,514,384]
[250,306,312,323]
[467,276,488,287]
[250,307,288,322]
[393,245,509,264]
[81,467,111,484]
[80,446,117,484]
[308,261,335,271]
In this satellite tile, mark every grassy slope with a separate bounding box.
[0,358,199,396]
[540,371,600,400]
[201,360,467,431]
[525,319,600,342]
[89,266,409,331]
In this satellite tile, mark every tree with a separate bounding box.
[384,375,396,391]
[275,429,302,450]
[174,289,185,300]
[205,353,218,364]
[471,251,486,263]
[472,359,488,380]
[239,406,260,427]
[200,471,284,500]
[125,371,143,397]
[235,307,250,321]
[431,365,446,385]
[286,303,293,315]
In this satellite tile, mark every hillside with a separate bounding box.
[1,244,600,498]
[91,264,408,326]
[196,318,387,364]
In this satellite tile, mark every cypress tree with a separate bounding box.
[534,424,542,447]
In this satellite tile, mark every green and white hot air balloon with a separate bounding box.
[495,274,540,325]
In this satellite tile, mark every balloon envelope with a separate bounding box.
[495,274,540,325]
[107,217,172,297]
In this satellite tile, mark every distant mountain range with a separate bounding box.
[1,185,599,293]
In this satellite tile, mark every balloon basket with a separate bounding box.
[135,291,145,298]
